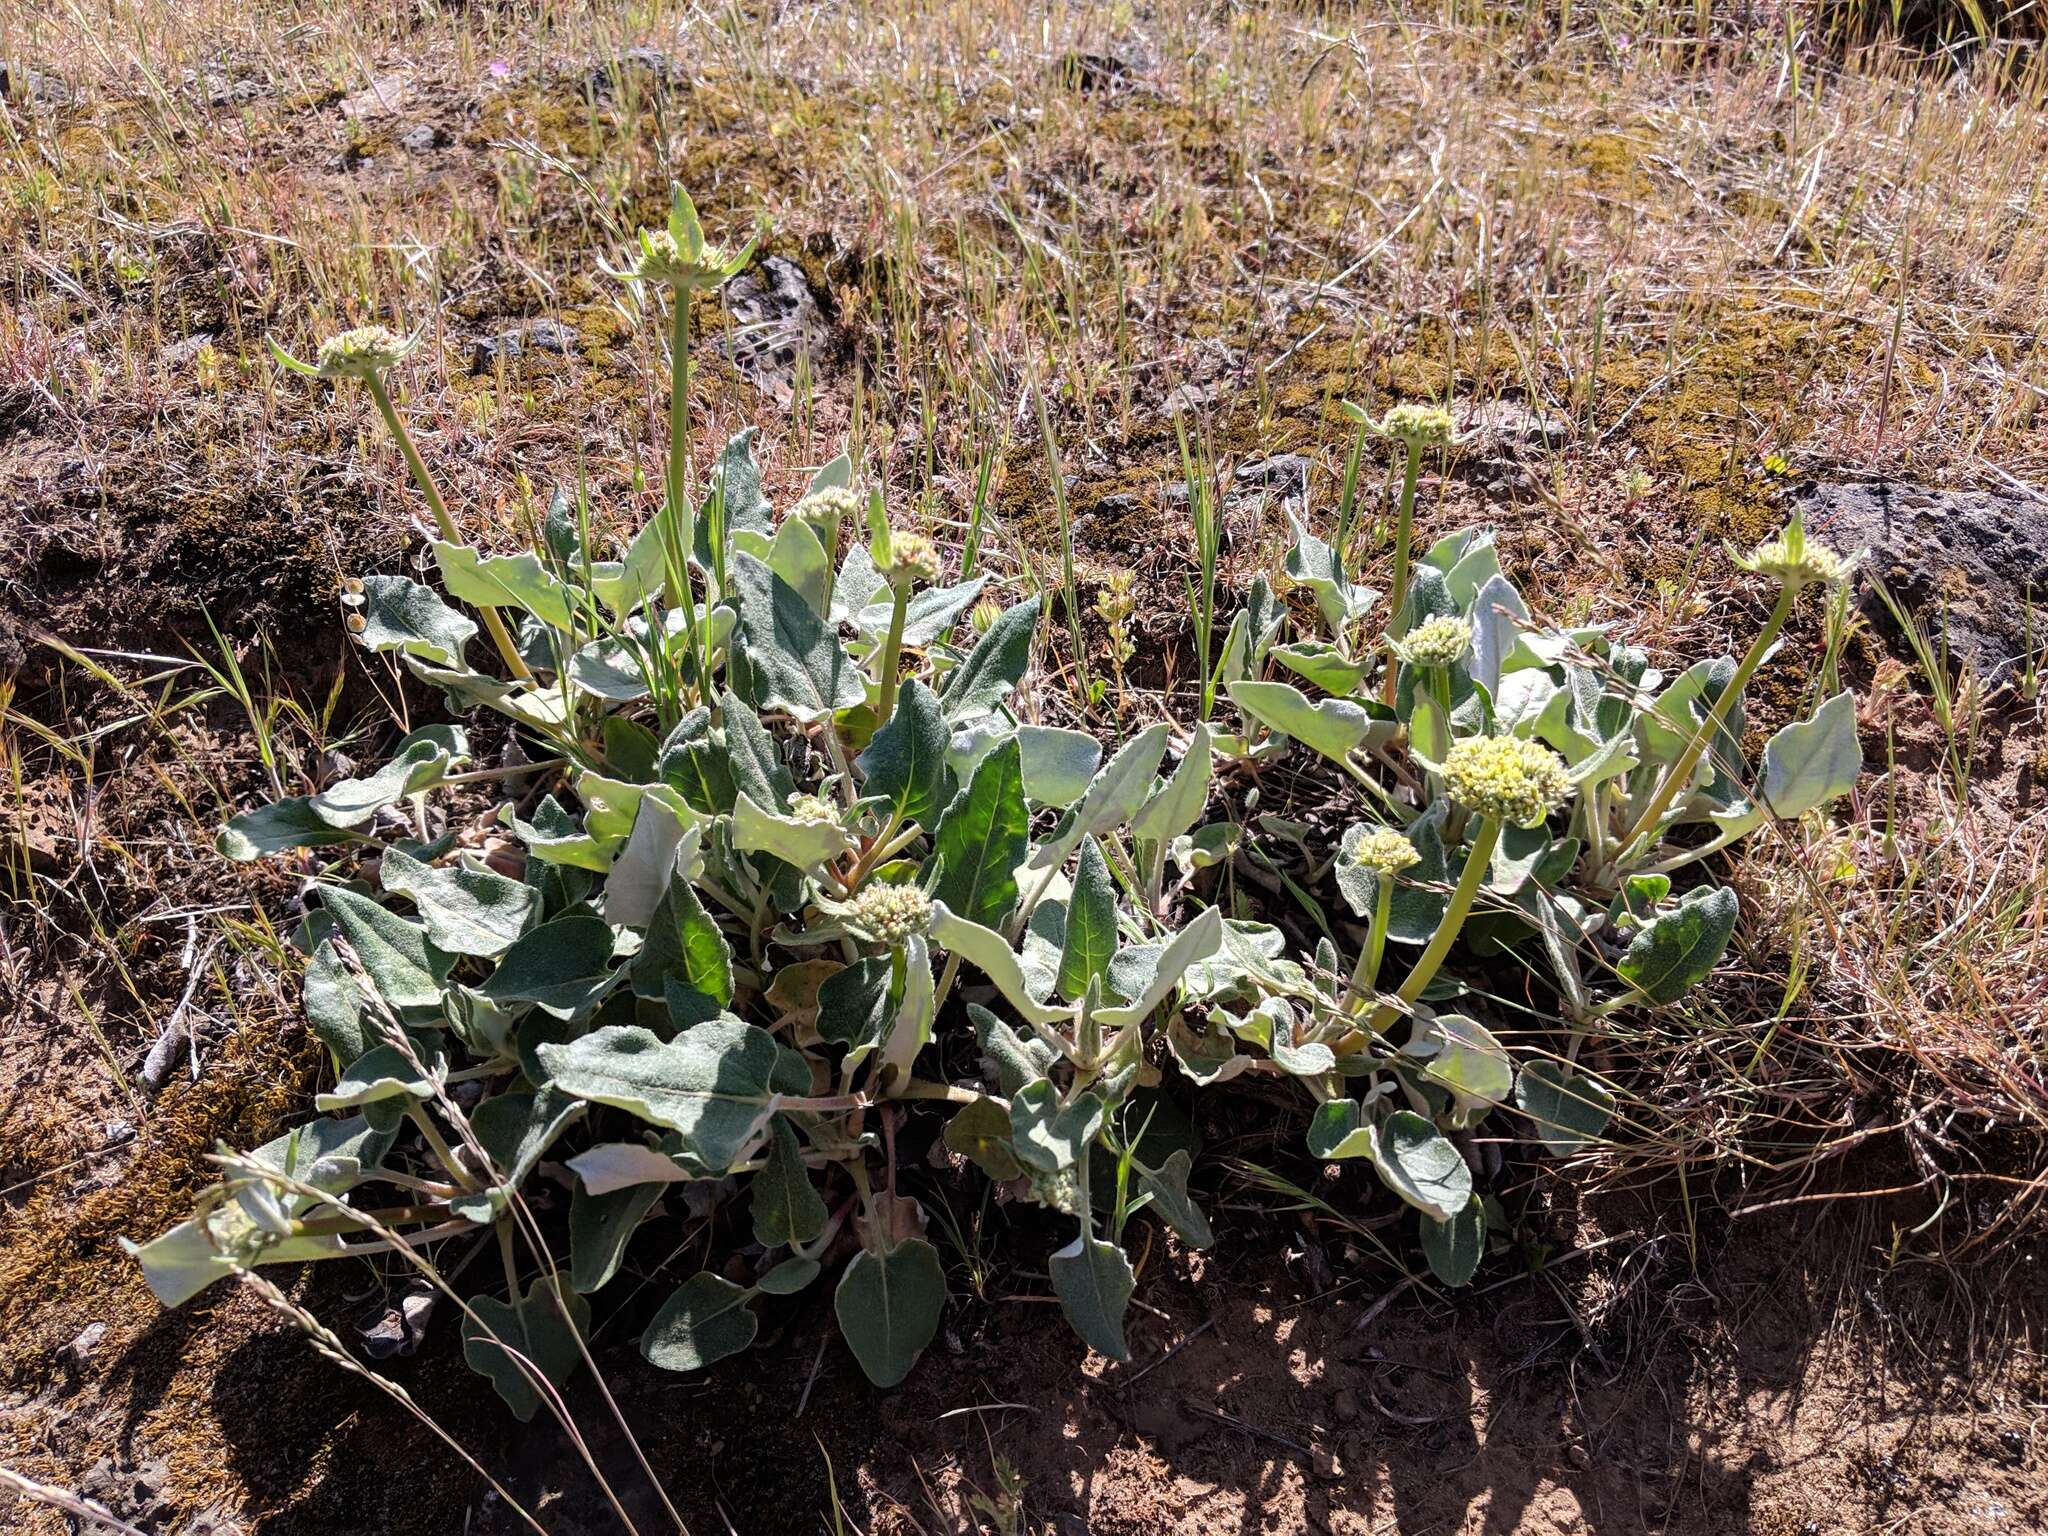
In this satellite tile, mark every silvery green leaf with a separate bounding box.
[766,515,831,616]
[481,910,618,1017]
[1094,906,1223,1027]
[1467,573,1528,700]
[1283,513,1377,630]
[877,933,935,1086]
[1370,1109,1473,1221]
[750,1117,828,1248]
[541,1021,780,1173]
[817,956,894,1063]
[314,1043,436,1112]
[566,1139,697,1195]
[217,797,363,861]
[931,904,1069,1028]
[307,728,465,828]
[1180,916,1300,1001]
[1424,528,1502,609]
[603,798,697,930]
[828,542,887,624]
[642,1272,760,1372]
[1407,1013,1513,1121]
[1010,1080,1107,1172]
[758,1256,822,1295]
[1133,1148,1213,1248]
[1167,1011,1249,1086]
[1056,838,1118,1003]
[808,452,853,492]
[1212,609,1251,689]
[1494,669,1562,738]
[733,790,853,872]
[587,515,667,616]
[408,658,569,733]
[431,540,575,629]
[304,939,373,1067]
[1049,1231,1134,1361]
[123,1213,346,1309]
[1270,641,1373,695]
[357,574,477,666]
[1637,656,1739,767]
[512,793,615,874]
[858,679,953,824]
[1487,822,1550,897]
[656,707,738,814]
[453,1087,585,1223]
[464,1276,590,1421]
[1130,723,1212,846]
[1392,563,1457,638]
[970,1002,1058,1096]
[1229,996,1334,1077]
[379,846,538,959]
[854,575,990,650]
[632,876,732,1009]
[1757,689,1859,818]
[938,596,1039,722]
[944,1096,1023,1180]
[320,884,454,1011]
[1514,1060,1615,1155]
[712,426,774,547]
[929,737,1029,929]
[1387,803,1451,944]
[1229,681,1384,766]
[567,638,650,701]
[949,722,1099,810]
[570,1179,664,1293]
[1170,821,1238,875]
[1420,1196,1486,1287]
[1030,722,1170,870]
[1616,885,1737,1003]
[835,1238,946,1387]
[720,689,796,808]
[730,553,865,723]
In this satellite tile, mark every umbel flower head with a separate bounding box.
[605,183,757,292]
[785,792,839,826]
[1441,734,1574,828]
[1376,402,1456,450]
[1393,613,1471,669]
[846,882,932,947]
[1730,510,1861,596]
[788,484,862,536]
[879,529,941,586]
[1351,826,1422,877]
[268,325,419,382]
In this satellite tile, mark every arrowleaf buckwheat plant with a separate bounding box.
[129,192,1865,1404]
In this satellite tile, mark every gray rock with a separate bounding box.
[1458,397,1570,451]
[1795,479,2048,678]
[470,318,579,374]
[1225,453,1310,518]
[400,123,447,152]
[589,47,683,96]
[0,61,74,107]
[721,255,836,401]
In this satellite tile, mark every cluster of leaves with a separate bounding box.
[128,190,1863,1408]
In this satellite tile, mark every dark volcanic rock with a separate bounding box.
[1795,479,2048,678]
[721,255,837,400]
[588,47,683,96]
[470,318,580,374]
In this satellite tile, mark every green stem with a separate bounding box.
[365,375,529,681]
[1380,439,1423,704]
[1368,815,1501,1033]
[662,295,710,696]
[405,1103,479,1193]
[1342,876,1396,1017]
[1611,583,1796,867]
[874,577,911,731]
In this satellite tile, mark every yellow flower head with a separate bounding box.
[969,596,1006,635]
[1351,826,1422,877]
[1394,614,1472,669]
[1730,511,1859,596]
[1377,402,1456,449]
[1441,735,1573,827]
[846,882,932,947]
[880,529,941,586]
[788,485,862,535]
[784,792,839,826]
[314,325,416,380]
